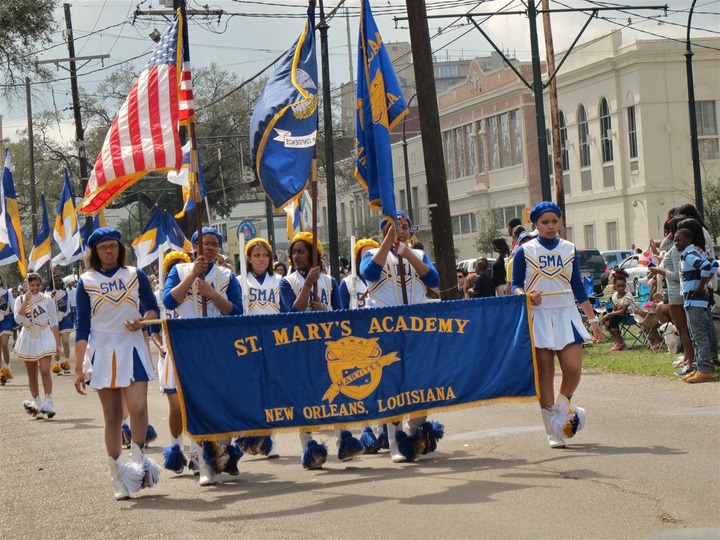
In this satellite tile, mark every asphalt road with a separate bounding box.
[1,352,718,540]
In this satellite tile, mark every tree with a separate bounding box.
[474,205,504,255]
[702,173,720,243]
[0,0,59,92]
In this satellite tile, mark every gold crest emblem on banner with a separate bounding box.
[322,336,400,403]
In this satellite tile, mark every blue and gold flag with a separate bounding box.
[0,150,27,277]
[249,0,317,210]
[28,194,52,272]
[355,0,408,225]
[53,169,81,261]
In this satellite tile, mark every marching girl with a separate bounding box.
[234,237,283,459]
[162,227,244,487]
[339,238,379,310]
[51,276,73,375]
[155,250,191,474]
[73,227,161,500]
[339,238,387,454]
[359,211,443,463]
[279,232,361,469]
[15,273,62,419]
[511,202,602,448]
[0,277,15,385]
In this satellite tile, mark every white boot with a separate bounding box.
[188,441,200,475]
[197,445,217,486]
[40,395,55,419]
[266,435,279,459]
[108,456,130,501]
[387,422,406,463]
[541,408,566,448]
[298,431,312,451]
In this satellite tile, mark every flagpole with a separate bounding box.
[349,234,356,309]
[311,146,318,300]
[187,89,207,318]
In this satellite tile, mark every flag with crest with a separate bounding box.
[249,0,317,210]
[355,0,408,225]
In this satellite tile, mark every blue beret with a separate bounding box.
[379,210,412,232]
[88,227,122,248]
[190,227,223,247]
[529,201,562,223]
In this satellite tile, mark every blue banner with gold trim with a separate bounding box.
[165,295,538,440]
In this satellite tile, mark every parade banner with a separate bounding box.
[165,295,539,440]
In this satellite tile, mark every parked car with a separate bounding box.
[456,258,478,276]
[601,249,634,269]
[578,249,608,295]
[616,254,650,294]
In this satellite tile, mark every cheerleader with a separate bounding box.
[279,233,362,469]
[155,251,193,474]
[15,273,62,419]
[511,202,602,448]
[0,277,15,385]
[359,211,443,463]
[234,237,283,459]
[73,227,161,500]
[162,227,243,486]
[51,276,73,375]
[339,238,379,310]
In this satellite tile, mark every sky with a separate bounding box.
[1,0,718,144]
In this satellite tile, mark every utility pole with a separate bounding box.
[541,0,566,233]
[37,4,108,232]
[25,77,38,239]
[685,0,703,217]
[318,0,340,282]
[405,0,460,300]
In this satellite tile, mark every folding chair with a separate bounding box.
[606,298,648,350]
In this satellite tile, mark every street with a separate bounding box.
[1,355,718,539]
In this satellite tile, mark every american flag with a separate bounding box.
[178,7,194,126]
[78,11,183,215]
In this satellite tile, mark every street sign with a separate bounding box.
[236,220,257,241]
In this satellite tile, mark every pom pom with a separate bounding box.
[376,424,389,450]
[145,424,158,445]
[121,423,132,448]
[119,462,145,494]
[550,402,586,439]
[162,443,187,474]
[236,436,273,456]
[337,430,363,461]
[301,439,327,470]
[223,442,243,476]
[51,363,62,374]
[60,360,71,371]
[359,427,380,454]
[420,421,444,454]
[202,441,225,474]
[141,456,162,488]
[187,449,199,473]
[395,431,420,462]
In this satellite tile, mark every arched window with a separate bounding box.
[578,105,590,168]
[600,98,613,163]
[559,111,569,171]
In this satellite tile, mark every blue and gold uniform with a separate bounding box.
[76,266,158,390]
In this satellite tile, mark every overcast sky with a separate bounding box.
[1,0,717,143]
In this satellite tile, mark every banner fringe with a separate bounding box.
[181,395,538,442]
